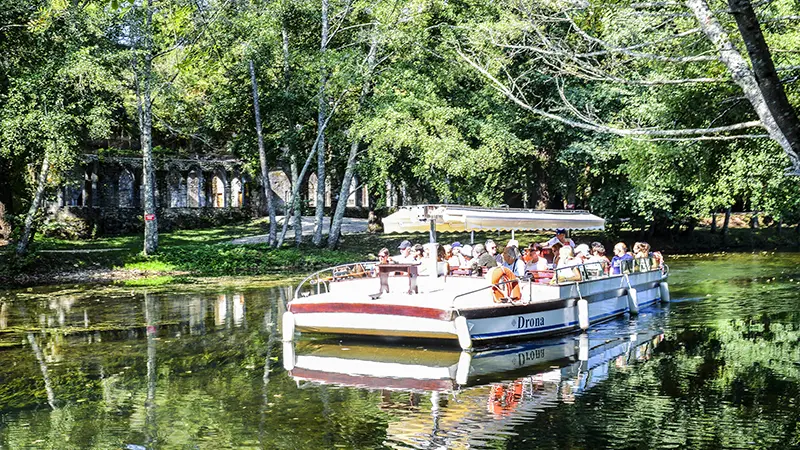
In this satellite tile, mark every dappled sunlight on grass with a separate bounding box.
[120,260,177,272]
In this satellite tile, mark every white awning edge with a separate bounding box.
[383,205,604,234]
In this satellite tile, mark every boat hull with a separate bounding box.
[286,268,668,350]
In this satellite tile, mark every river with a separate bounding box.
[0,252,798,449]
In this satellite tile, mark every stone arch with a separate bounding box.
[211,169,227,208]
[186,168,203,208]
[118,168,135,208]
[231,173,243,208]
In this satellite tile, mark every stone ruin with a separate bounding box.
[46,154,372,238]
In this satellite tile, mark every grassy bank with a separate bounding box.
[1,218,799,288]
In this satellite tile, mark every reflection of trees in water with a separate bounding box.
[144,292,158,448]
[0,301,7,329]
[27,333,57,410]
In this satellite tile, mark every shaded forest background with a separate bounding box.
[2,0,800,254]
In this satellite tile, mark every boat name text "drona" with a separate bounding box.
[518,316,545,329]
[518,348,546,366]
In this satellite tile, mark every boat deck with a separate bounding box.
[288,273,563,316]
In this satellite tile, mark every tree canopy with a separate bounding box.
[2,0,799,248]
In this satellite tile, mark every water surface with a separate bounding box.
[0,253,798,449]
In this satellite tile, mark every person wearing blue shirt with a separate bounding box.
[610,242,634,275]
[501,246,526,278]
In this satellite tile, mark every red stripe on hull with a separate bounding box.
[291,368,454,391]
[289,302,452,320]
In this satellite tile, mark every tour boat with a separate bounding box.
[282,205,670,350]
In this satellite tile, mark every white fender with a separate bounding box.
[282,341,296,371]
[578,333,589,361]
[282,311,296,342]
[627,288,639,315]
[577,298,589,330]
[659,282,671,303]
[454,315,472,350]
[455,351,473,385]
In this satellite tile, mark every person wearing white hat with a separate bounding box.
[574,243,591,262]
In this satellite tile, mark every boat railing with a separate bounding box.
[551,256,665,285]
[294,261,378,299]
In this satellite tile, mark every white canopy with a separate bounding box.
[383,205,605,234]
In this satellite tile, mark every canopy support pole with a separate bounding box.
[511,229,515,240]
[470,231,474,245]
[429,218,437,244]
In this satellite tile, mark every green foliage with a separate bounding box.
[158,244,363,276]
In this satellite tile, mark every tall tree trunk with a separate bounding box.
[250,60,277,246]
[276,123,330,247]
[728,0,800,172]
[312,0,330,247]
[710,211,717,233]
[291,156,303,246]
[137,0,158,255]
[688,0,800,173]
[750,212,759,229]
[281,15,303,247]
[722,206,732,243]
[16,156,50,256]
[327,32,379,250]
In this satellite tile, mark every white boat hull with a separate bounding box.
[286,267,669,350]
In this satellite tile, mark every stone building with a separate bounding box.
[47,154,371,237]
[48,155,254,237]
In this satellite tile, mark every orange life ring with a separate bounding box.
[488,381,524,416]
[489,266,521,303]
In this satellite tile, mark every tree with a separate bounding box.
[132,0,159,255]
[250,59,278,246]
[454,0,800,174]
[0,0,119,255]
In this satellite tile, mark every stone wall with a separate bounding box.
[45,154,374,238]
[46,155,256,237]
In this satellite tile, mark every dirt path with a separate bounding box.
[229,216,368,244]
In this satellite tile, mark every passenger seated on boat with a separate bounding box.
[574,244,591,263]
[588,242,610,275]
[501,246,526,278]
[393,240,417,264]
[462,244,474,266]
[436,244,450,275]
[610,242,634,275]
[448,242,467,269]
[550,242,563,268]
[378,247,391,265]
[413,243,425,261]
[475,241,499,268]
[524,244,548,273]
[486,239,503,265]
[554,246,582,282]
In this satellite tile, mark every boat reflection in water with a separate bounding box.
[284,309,666,449]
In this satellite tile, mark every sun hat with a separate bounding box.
[398,240,412,249]
[451,241,462,248]
[575,243,591,256]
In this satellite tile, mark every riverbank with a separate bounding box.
[2,219,798,289]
